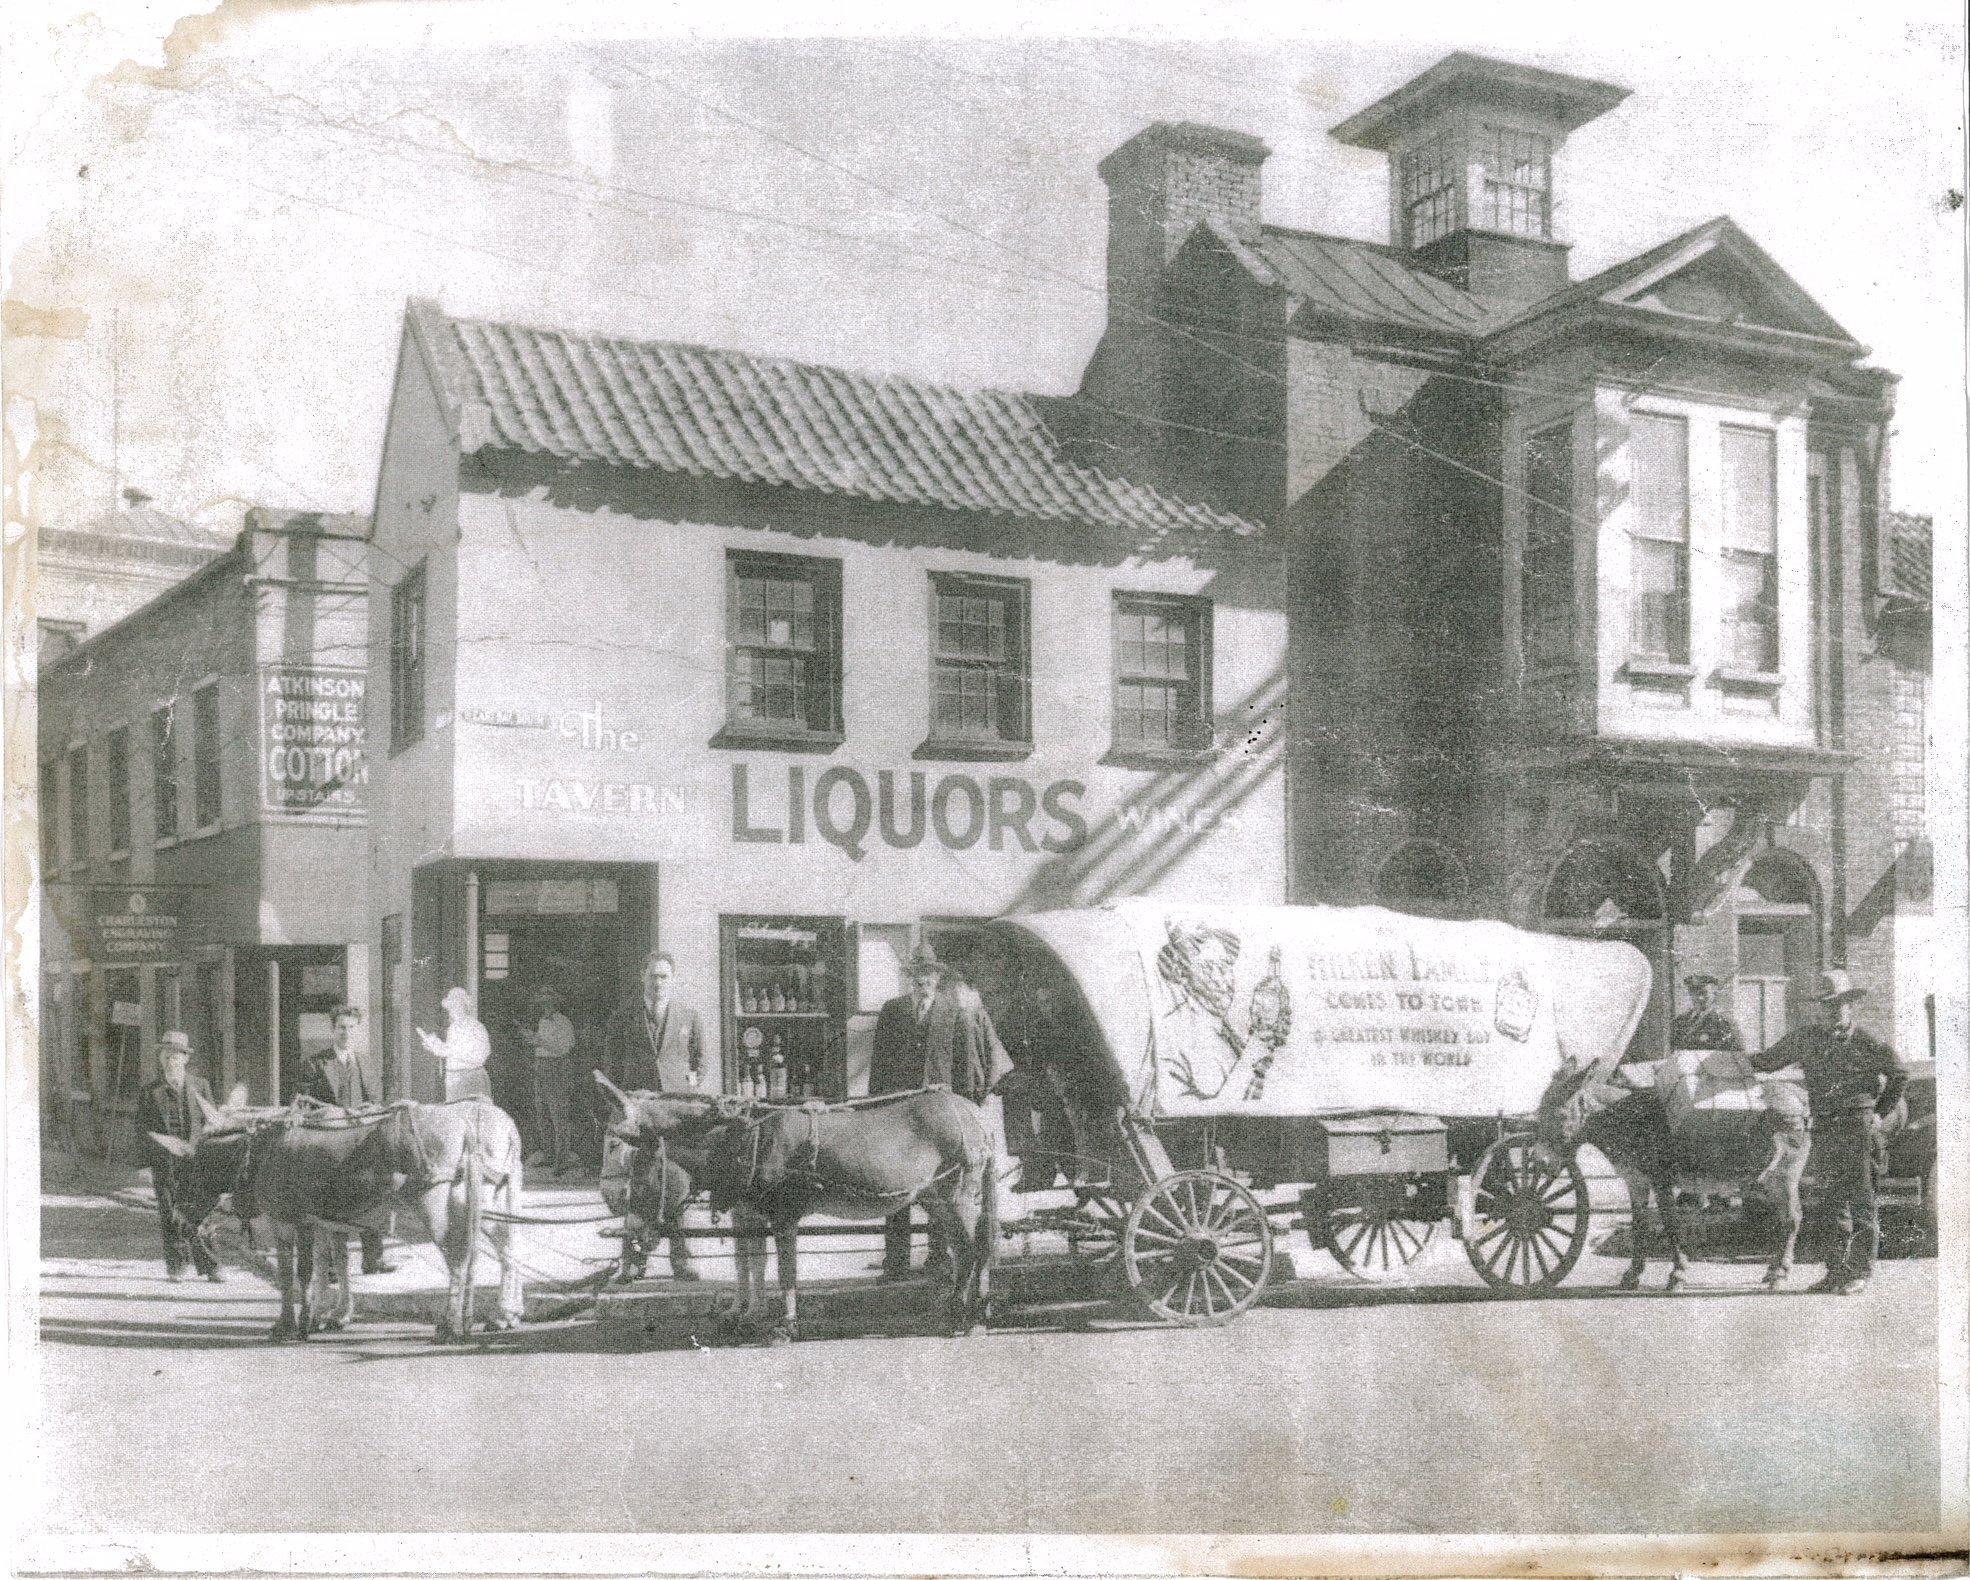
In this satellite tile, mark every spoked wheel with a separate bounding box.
[1308,1181,1438,1279]
[1122,1170,1273,1326]
[1465,1134,1589,1293]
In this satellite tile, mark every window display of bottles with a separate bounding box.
[736,962,826,1015]
[723,917,847,1101]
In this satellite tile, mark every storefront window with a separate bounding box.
[725,551,841,741]
[929,573,1029,747]
[721,916,846,1099]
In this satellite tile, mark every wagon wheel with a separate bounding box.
[1465,1134,1589,1293]
[1306,1182,1438,1279]
[1122,1170,1273,1326]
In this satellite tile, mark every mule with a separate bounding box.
[152,1094,525,1341]
[1532,1057,1810,1291]
[598,1076,997,1342]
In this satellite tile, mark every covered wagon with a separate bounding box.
[970,900,1652,1323]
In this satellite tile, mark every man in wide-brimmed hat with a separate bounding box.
[1750,969,1907,1294]
[1671,972,1745,1054]
[870,940,1010,1280]
[134,1031,222,1283]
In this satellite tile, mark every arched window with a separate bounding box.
[1543,841,1666,928]
[1373,840,1472,918]
[1543,841,1669,1063]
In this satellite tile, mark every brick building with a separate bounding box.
[1074,51,1931,1059]
[38,508,371,1151]
[34,489,232,664]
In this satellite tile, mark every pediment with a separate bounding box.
[1598,223,1856,346]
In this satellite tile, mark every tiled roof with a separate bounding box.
[1250,228,1496,339]
[422,307,1260,538]
[1888,511,1932,603]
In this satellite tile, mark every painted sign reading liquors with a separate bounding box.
[261,666,368,817]
[731,763,1088,861]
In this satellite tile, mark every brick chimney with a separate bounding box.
[1098,122,1271,316]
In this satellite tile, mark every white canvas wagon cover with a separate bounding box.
[987,901,1652,1121]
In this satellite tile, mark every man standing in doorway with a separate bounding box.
[1749,969,1907,1295]
[301,1005,394,1275]
[135,1031,222,1283]
[522,985,577,1177]
[1671,973,1745,1052]
[871,942,1008,1281]
[600,951,704,1278]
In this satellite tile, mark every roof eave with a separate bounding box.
[1485,300,1866,368]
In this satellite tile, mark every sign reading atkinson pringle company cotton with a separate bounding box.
[260,665,369,818]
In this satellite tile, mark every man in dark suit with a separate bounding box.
[300,1004,394,1274]
[871,943,1009,1280]
[599,951,704,1277]
[135,1030,222,1283]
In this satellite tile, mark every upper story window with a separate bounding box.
[192,682,222,830]
[151,703,180,843]
[1521,422,1576,671]
[65,743,88,869]
[1399,132,1456,250]
[928,573,1030,752]
[1480,126,1552,239]
[1722,426,1779,673]
[724,551,842,744]
[390,564,427,753]
[106,725,131,857]
[1113,593,1212,755]
[1629,414,1691,664]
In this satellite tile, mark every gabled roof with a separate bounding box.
[408,302,1260,540]
[1227,223,1497,340]
[1488,217,1864,351]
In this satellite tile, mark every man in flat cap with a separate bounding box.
[1750,970,1907,1295]
[135,1031,222,1283]
[1671,973,1745,1053]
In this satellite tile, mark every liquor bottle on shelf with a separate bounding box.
[767,1037,788,1099]
[770,981,786,1012]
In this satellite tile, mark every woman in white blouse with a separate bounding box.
[419,987,493,1102]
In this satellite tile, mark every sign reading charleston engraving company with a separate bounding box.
[260,665,369,817]
[84,887,184,965]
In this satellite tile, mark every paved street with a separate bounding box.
[27,1180,1941,1538]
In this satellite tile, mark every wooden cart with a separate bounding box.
[969,900,1654,1325]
